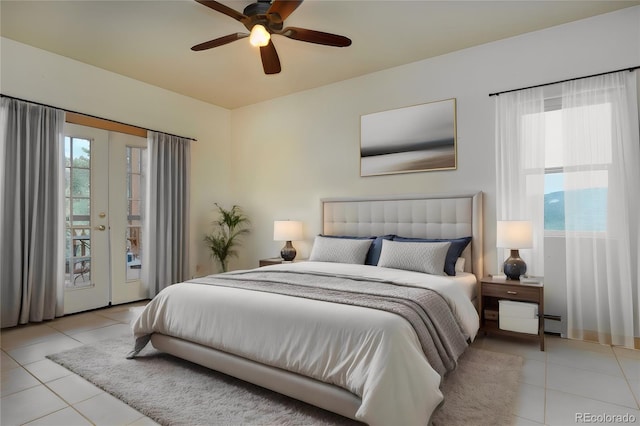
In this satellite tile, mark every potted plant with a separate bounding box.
[204,203,250,272]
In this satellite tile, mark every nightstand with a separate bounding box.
[479,276,545,351]
[259,258,285,267]
[258,258,306,267]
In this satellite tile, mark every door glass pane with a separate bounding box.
[71,169,90,197]
[72,198,90,219]
[126,146,145,281]
[72,139,90,167]
[65,137,93,288]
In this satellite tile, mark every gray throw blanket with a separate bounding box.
[185,269,468,377]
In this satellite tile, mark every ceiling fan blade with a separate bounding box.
[267,0,303,22]
[195,0,247,22]
[260,40,281,75]
[280,27,351,47]
[191,33,248,51]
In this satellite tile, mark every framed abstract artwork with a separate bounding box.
[360,98,457,176]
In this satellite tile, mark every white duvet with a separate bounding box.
[131,262,479,426]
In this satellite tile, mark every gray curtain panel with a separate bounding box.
[1,97,65,328]
[142,131,191,298]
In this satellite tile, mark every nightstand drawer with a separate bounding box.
[259,258,283,267]
[482,282,541,302]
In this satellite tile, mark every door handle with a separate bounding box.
[95,225,106,231]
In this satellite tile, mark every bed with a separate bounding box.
[129,192,484,425]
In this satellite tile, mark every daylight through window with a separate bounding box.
[525,101,612,232]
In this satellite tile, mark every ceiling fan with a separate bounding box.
[191,0,352,75]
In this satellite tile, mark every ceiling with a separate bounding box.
[2,1,638,110]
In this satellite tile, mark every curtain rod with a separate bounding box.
[0,93,197,142]
[488,66,640,97]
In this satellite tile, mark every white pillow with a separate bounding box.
[455,257,466,273]
[377,240,451,275]
[309,236,373,264]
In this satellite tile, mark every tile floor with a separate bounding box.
[471,334,640,425]
[1,304,639,425]
[1,303,157,426]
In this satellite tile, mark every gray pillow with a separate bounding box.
[377,240,451,275]
[309,236,373,264]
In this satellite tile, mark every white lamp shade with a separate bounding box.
[273,220,303,241]
[496,220,533,249]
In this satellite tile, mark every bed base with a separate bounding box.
[150,334,362,421]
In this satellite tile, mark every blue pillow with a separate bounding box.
[320,234,395,266]
[367,235,396,265]
[392,236,472,276]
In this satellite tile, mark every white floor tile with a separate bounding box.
[6,335,83,365]
[128,415,161,426]
[514,415,545,426]
[48,312,118,335]
[618,356,640,381]
[71,323,133,344]
[614,346,640,360]
[547,341,622,377]
[0,385,67,426]
[546,335,615,356]
[628,380,640,406]
[24,407,92,426]
[1,366,40,396]
[94,304,146,324]
[23,358,73,383]
[546,389,640,426]
[0,324,64,351]
[520,358,546,387]
[73,392,144,426]
[47,374,103,404]
[515,382,545,423]
[1,350,20,371]
[546,362,638,409]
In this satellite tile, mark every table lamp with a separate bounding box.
[273,220,303,261]
[497,220,533,280]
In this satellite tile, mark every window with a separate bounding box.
[527,99,612,232]
[495,70,640,347]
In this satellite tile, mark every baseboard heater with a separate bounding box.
[543,314,562,336]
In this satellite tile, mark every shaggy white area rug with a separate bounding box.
[48,337,522,426]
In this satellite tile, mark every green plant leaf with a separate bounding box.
[204,203,250,272]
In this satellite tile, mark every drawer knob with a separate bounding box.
[507,290,518,295]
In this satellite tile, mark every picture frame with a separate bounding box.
[360,98,457,176]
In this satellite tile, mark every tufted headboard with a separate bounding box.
[321,192,484,282]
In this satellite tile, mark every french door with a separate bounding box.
[63,123,147,314]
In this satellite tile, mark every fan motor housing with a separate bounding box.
[243,2,270,17]
[243,1,283,31]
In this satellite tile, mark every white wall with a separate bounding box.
[0,37,233,279]
[2,6,639,334]
[229,7,640,334]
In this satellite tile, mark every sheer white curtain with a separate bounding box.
[563,71,640,348]
[0,97,65,327]
[142,131,191,298]
[495,88,546,276]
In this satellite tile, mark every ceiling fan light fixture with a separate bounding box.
[249,24,270,47]
[192,0,351,74]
